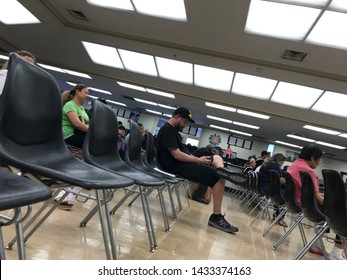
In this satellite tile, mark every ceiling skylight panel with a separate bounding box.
[311,91,347,117]
[194,65,234,92]
[117,82,146,92]
[82,41,123,69]
[118,49,157,76]
[132,0,187,22]
[146,88,175,98]
[306,11,347,50]
[271,82,323,108]
[156,57,193,84]
[329,0,347,12]
[86,0,134,11]
[274,0,329,6]
[0,0,41,24]
[232,73,277,100]
[245,0,320,40]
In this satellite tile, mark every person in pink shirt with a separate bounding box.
[288,143,345,260]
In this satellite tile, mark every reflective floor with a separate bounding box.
[2,186,331,260]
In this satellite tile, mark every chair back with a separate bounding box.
[269,170,285,206]
[83,100,123,169]
[142,131,156,168]
[0,53,70,168]
[300,171,325,223]
[247,171,258,193]
[322,169,347,237]
[282,171,302,214]
[125,121,143,165]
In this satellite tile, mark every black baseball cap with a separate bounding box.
[173,107,195,123]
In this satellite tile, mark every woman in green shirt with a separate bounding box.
[62,84,89,148]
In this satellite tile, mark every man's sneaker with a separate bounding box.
[329,249,346,260]
[215,168,247,185]
[208,214,239,233]
[309,243,324,256]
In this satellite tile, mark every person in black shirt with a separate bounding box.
[157,107,239,234]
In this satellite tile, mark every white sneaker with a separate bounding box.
[329,250,346,260]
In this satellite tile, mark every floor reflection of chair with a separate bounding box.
[81,100,166,252]
[294,171,329,260]
[273,171,307,250]
[0,53,134,260]
[322,169,347,256]
[0,169,52,260]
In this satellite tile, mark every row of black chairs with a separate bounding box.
[0,53,187,259]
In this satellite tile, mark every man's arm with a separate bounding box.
[170,148,211,165]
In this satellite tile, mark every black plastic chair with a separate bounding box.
[0,53,134,259]
[273,171,307,250]
[0,168,52,259]
[262,170,287,237]
[322,169,347,255]
[82,100,167,251]
[294,171,329,260]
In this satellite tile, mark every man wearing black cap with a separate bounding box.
[156,107,239,234]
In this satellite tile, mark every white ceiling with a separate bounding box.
[1,0,347,161]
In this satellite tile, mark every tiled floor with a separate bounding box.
[1,186,332,260]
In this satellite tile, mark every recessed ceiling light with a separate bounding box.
[275,140,301,148]
[209,124,230,131]
[117,82,146,91]
[0,0,41,24]
[63,69,92,79]
[229,129,252,137]
[106,100,127,107]
[237,109,270,119]
[205,102,237,112]
[315,141,346,149]
[311,91,347,117]
[206,115,232,123]
[86,0,134,11]
[0,55,9,60]
[89,87,112,95]
[134,98,157,106]
[118,49,157,76]
[158,103,176,110]
[145,109,162,115]
[233,121,259,129]
[330,0,347,12]
[155,57,193,84]
[146,88,175,98]
[287,134,315,142]
[338,133,347,138]
[303,125,340,135]
[38,63,66,73]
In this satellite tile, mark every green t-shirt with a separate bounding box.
[62,100,89,139]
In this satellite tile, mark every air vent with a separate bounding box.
[67,9,89,21]
[282,49,307,62]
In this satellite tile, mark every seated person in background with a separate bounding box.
[118,125,127,160]
[157,107,239,234]
[242,157,256,174]
[256,150,270,168]
[258,153,287,227]
[138,123,147,152]
[62,84,89,149]
[1,50,36,95]
[288,143,345,260]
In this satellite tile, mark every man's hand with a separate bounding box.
[198,156,212,165]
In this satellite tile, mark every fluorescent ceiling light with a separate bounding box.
[205,102,237,112]
[156,57,193,84]
[88,95,98,99]
[315,141,346,149]
[287,134,315,142]
[158,103,176,110]
[0,55,9,60]
[107,99,127,107]
[275,140,301,148]
[163,113,172,118]
[312,91,347,118]
[245,0,320,40]
[194,65,234,92]
[330,0,347,12]
[38,63,66,73]
[146,109,162,115]
[307,11,347,50]
[82,41,123,69]
[132,0,187,22]
[146,88,175,98]
[229,129,252,137]
[232,73,277,100]
[209,124,230,131]
[86,0,134,11]
[274,0,329,6]
[237,109,270,119]
[66,82,77,87]
[303,125,340,135]
[206,115,232,123]
[89,87,112,95]
[233,122,259,129]
[118,49,157,76]
[63,69,92,79]
[117,82,146,92]
[338,133,347,138]
[0,0,41,24]
[134,98,157,106]
[271,82,323,108]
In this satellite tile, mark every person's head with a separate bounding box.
[261,150,270,159]
[118,125,126,137]
[61,84,88,106]
[265,153,286,167]
[170,107,195,130]
[212,146,223,157]
[248,157,256,168]
[299,143,323,169]
[138,123,146,135]
[1,50,36,69]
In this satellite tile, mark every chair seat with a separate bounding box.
[0,168,52,211]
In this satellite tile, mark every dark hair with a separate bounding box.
[261,150,269,156]
[2,50,36,69]
[138,123,143,128]
[299,143,323,161]
[118,125,126,131]
[61,84,87,106]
